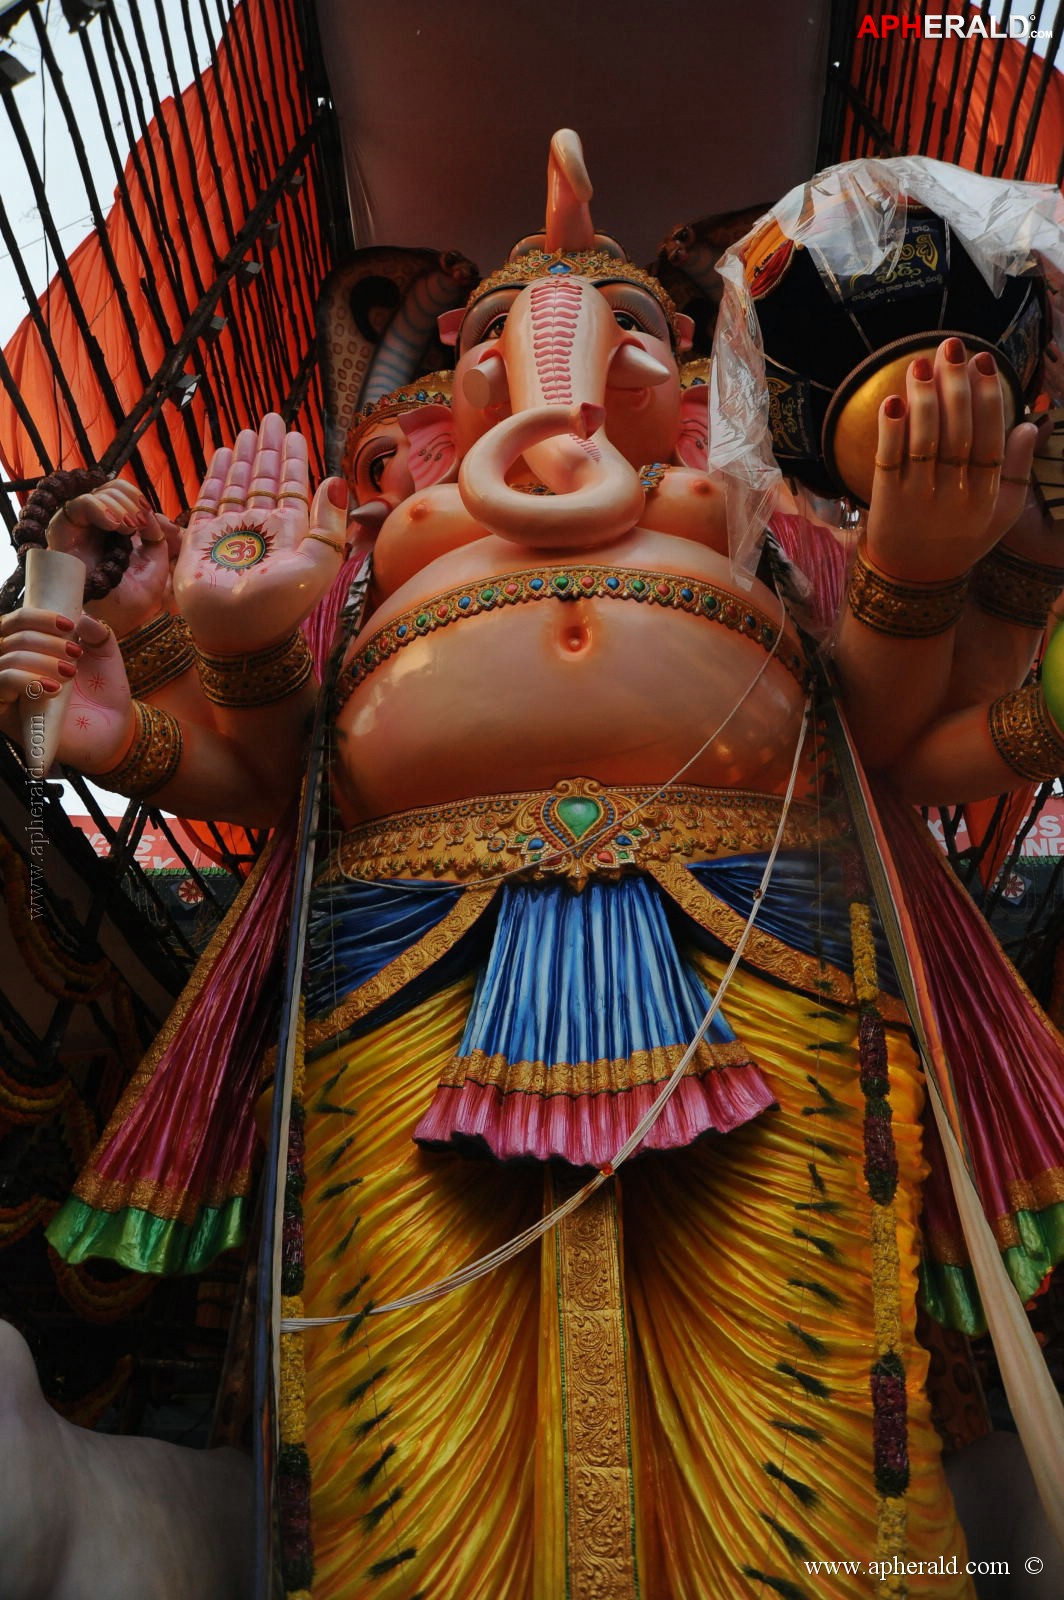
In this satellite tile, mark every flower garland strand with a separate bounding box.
[277,1005,312,1599]
[849,883,910,1600]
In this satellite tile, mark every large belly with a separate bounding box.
[332,538,808,821]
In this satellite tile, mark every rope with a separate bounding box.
[282,691,812,1330]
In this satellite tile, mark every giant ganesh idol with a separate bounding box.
[4,132,1064,1600]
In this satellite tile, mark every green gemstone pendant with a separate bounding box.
[554,796,603,840]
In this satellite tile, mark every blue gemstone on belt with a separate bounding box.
[606,576,620,590]
[530,578,544,590]
[680,587,693,602]
[528,837,545,850]
[396,624,408,638]
[458,596,472,609]
[616,834,632,846]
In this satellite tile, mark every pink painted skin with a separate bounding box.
[333,138,803,824]
[0,611,133,773]
[46,478,181,639]
[334,300,802,822]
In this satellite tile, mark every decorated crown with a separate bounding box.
[341,372,453,489]
[466,249,680,342]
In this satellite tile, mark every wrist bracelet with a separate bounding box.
[972,546,1064,630]
[988,684,1064,782]
[195,631,314,708]
[96,700,183,798]
[118,612,195,698]
[847,546,968,638]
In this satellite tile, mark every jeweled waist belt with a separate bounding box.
[335,563,807,706]
[318,778,844,890]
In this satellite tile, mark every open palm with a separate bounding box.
[173,415,350,654]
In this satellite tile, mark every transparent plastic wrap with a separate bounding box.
[710,156,1064,577]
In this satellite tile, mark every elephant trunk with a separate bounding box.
[459,403,648,548]
[458,276,647,549]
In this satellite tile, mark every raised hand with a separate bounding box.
[0,611,132,775]
[47,478,176,638]
[173,415,350,655]
[866,337,1037,582]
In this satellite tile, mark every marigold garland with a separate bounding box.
[278,1008,313,1596]
[850,877,910,1593]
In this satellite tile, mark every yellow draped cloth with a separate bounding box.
[295,949,971,1600]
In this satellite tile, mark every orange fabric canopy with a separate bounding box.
[0,0,325,518]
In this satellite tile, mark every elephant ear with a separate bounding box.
[317,247,476,473]
[674,373,710,469]
[398,404,458,489]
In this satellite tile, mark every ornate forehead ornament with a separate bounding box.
[466,250,681,342]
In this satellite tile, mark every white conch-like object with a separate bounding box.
[20,547,85,778]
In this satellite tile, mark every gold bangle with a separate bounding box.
[972,546,1064,630]
[847,546,968,638]
[118,612,195,698]
[195,631,313,707]
[96,700,183,798]
[988,684,1064,782]
[304,533,346,555]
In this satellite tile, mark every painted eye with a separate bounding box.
[459,290,519,353]
[600,284,670,343]
[367,449,396,491]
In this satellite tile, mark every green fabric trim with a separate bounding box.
[920,1199,1064,1336]
[45,1194,246,1276]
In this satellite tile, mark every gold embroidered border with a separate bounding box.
[652,857,909,1025]
[74,1165,252,1224]
[1003,1164,1064,1213]
[443,1039,752,1097]
[304,885,498,1051]
[924,1224,969,1269]
[76,838,278,1178]
[552,1172,639,1600]
[320,780,844,890]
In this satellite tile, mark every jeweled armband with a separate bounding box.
[96,700,183,798]
[118,612,195,698]
[847,546,968,639]
[195,632,313,708]
[988,685,1064,782]
[972,546,1064,631]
